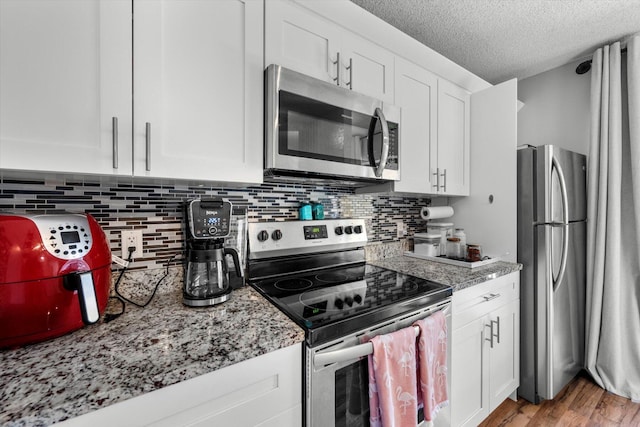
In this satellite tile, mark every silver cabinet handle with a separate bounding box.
[433,168,440,189]
[485,321,494,348]
[346,57,353,89]
[440,169,447,192]
[485,315,501,349]
[332,52,340,86]
[367,107,389,178]
[482,293,501,302]
[145,122,151,171]
[112,117,118,169]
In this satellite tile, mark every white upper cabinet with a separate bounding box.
[265,0,340,85]
[0,0,132,175]
[133,0,263,183]
[385,57,438,194]
[340,32,395,103]
[265,0,394,103]
[1,0,263,184]
[358,61,469,196]
[435,79,471,196]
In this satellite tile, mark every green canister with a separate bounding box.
[299,202,312,220]
[311,202,324,220]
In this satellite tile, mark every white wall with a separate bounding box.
[517,58,591,155]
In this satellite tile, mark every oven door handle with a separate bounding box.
[314,304,450,367]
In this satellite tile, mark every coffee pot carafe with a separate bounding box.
[183,198,241,307]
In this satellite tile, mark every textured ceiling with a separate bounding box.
[349,0,640,84]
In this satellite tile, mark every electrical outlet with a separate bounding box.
[121,230,143,259]
[396,221,405,238]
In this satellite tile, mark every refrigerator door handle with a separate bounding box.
[551,155,570,291]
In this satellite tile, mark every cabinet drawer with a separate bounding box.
[452,272,519,329]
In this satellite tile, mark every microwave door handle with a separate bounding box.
[367,107,390,178]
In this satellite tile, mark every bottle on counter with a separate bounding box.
[446,237,463,260]
[453,228,466,247]
[311,201,324,220]
[453,228,466,258]
[466,244,483,262]
[299,202,312,220]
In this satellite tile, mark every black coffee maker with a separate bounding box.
[183,198,241,307]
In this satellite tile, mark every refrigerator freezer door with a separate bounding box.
[536,145,587,224]
[535,221,586,400]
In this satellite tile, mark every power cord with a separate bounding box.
[104,247,175,323]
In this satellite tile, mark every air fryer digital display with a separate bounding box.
[61,231,81,244]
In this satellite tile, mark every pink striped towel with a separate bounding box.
[413,311,449,422]
[367,327,418,427]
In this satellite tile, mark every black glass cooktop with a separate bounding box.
[250,263,452,346]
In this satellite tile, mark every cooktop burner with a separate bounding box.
[274,278,313,292]
[250,263,451,346]
[315,272,349,283]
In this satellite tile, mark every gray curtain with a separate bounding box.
[586,34,640,402]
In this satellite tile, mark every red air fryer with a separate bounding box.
[0,213,112,348]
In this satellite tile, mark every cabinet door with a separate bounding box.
[450,79,518,262]
[437,79,470,196]
[265,0,341,85]
[488,299,520,410]
[451,316,490,427]
[393,58,437,193]
[58,344,302,427]
[134,0,263,183]
[341,33,394,103]
[0,0,132,175]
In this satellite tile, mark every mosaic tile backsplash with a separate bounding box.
[0,174,434,270]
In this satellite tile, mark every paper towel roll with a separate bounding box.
[420,206,454,220]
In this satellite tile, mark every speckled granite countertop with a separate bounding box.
[1,254,520,426]
[369,255,522,291]
[0,285,304,427]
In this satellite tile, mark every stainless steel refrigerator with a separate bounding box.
[517,145,587,403]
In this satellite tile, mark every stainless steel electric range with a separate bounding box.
[247,219,453,427]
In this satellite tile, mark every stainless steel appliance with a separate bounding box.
[517,145,587,403]
[183,198,241,307]
[247,219,452,426]
[265,64,400,183]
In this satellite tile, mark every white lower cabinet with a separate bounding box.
[451,272,520,427]
[58,344,302,427]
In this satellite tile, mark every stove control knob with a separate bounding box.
[344,226,353,235]
[334,298,344,309]
[335,226,344,235]
[354,294,363,304]
[344,296,353,307]
[354,225,363,234]
[257,230,269,242]
[271,229,283,241]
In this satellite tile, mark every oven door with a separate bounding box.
[265,64,400,181]
[306,299,451,427]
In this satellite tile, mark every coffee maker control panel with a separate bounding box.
[188,199,232,239]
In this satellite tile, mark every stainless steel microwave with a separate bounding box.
[265,64,400,182]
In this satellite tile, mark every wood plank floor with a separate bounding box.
[479,372,640,426]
